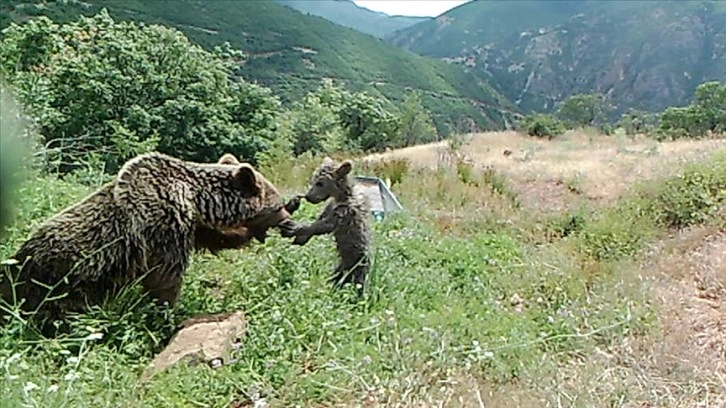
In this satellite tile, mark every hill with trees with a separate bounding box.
[276,0,429,39]
[0,0,518,135]
[387,0,726,116]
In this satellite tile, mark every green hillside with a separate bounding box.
[388,0,726,115]
[0,0,519,135]
[276,0,429,39]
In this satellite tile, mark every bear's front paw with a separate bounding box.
[284,195,303,214]
[277,219,298,238]
[252,228,268,244]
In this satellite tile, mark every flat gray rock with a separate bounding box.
[139,311,246,383]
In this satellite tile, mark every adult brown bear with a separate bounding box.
[0,152,294,332]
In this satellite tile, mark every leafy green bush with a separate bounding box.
[288,81,407,154]
[657,81,725,139]
[543,212,587,241]
[398,92,438,146]
[577,216,653,262]
[658,106,712,139]
[337,90,402,152]
[575,153,726,261]
[0,10,282,171]
[455,159,477,186]
[651,154,726,228]
[282,92,345,157]
[520,114,566,139]
[618,108,659,136]
[555,93,611,129]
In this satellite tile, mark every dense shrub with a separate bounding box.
[575,153,726,261]
[282,91,345,157]
[618,108,659,136]
[398,93,438,146]
[555,93,611,129]
[651,154,726,228]
[657,81,725,139]
[520,114,566,139]
[282,82,440,156]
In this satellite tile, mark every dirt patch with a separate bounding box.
[578,226,726,406]
[512,177,583,213]
[647,228,725,377]
[509,227,726,407]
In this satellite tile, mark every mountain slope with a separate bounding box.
[276,0,429,39]
[388,0,726,115]
[0,0,518,135]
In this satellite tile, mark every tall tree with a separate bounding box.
[556,94,611,128]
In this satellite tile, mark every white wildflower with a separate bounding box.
[47,384,59,393]
[23,381,38,393]
[85,332,104,341]
[6,352,22,364]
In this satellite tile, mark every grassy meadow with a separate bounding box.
[1,131,725,407]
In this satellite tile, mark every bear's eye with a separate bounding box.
[315,181,324,187]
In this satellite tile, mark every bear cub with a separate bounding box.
[279,157,372,295]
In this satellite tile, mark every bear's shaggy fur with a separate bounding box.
[279,157,372,295]
[0,152,291,329]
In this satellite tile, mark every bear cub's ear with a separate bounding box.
[335,160,353,177]
[233,164,261,195]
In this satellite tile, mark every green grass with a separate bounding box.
[1,150,724,406]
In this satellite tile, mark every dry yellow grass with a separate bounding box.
[364,130,726,211]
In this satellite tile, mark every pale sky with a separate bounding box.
[352,0,469,17]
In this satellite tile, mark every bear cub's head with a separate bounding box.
[304,156,353,204]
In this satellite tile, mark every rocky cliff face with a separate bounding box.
[389,1,726,115]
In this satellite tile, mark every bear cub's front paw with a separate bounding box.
[292,232,312,246]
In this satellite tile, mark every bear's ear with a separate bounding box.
[335,160,353,177]
[218,153,240,165]
[232,164,261,195]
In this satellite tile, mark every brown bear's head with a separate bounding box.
[194,154,292,251]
